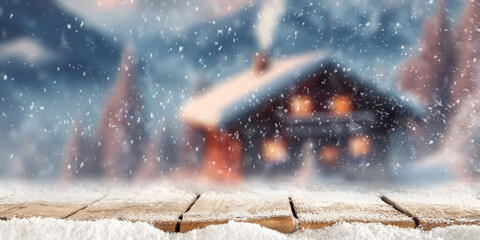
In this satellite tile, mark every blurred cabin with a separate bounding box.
[181,51,425,182]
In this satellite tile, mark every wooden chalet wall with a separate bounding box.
[202,129,243,182]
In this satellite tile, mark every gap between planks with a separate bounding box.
[0,192,436,231]
[63,194,108,219]
[175,194,201,232]
[289,197,299,231]
[380,195,420,228]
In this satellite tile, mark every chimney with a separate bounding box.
[253,51,270,74]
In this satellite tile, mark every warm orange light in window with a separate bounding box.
[263,139,288,163]
[331,95,352,116]
[320,145,340,166]
[348,135,371,158]
[290,95,313,117]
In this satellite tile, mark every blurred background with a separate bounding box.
[0,0,479,185]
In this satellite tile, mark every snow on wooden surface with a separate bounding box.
[68,186,198,232]
[382,186,480,230]
[180,190,296,233]
[0,184,106,220]
[0,183,107,204]
[0,192,14,214]
[2,183,480,235]
[291,190,415,229]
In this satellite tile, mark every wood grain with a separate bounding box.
[68,187,197,232]
[0,194,13,213]
[383,189,480,230]
[0,203,95,219]
[292,191,415,229]
[180,191,296,233]
[0,197,18,220]
[0,189,104,220]
[3,185,480,232]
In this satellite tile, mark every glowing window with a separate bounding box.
[290,95,314,117]
[320,145,340,166]
[331,95,352,116]
[348,135,371,158]
[263,139,288,163]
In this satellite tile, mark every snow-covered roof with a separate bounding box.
[180,51,425,130]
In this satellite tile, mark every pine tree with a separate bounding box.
[397,1,454,153]
[451,0,480,107]
[96,46,147,180]
[61,117,100,181]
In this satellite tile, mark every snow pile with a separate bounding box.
[102,185,197,204]
[293,222,480,240]
[0,183,107,204]
[175,221,287,240]
[0,183,196,205]
[0,218,169,240]
[1,218,480,240]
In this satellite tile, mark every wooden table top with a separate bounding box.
[1,184,479,232]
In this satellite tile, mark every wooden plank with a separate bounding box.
[292,190,415,229]
[0,187,15,215]
[180,191,295,233]
[0,203,93,219]
[0,204,16,214]
[0,196,15,220]
[383,188,480,230]
[0,188,105,220]
[68,187,197,232]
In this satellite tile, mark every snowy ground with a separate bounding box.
[0,218,479,240]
